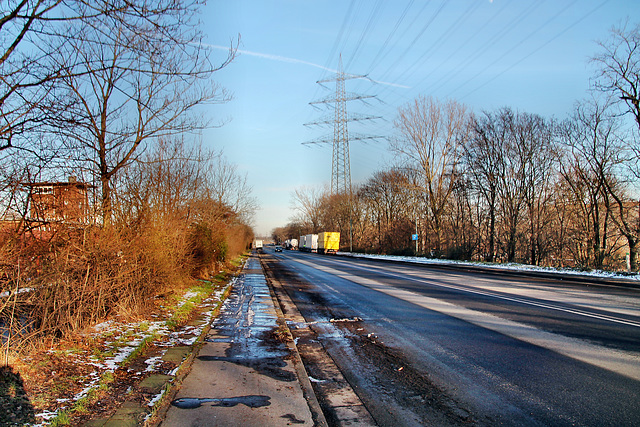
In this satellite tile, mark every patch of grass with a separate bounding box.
[139,321,150,332]
[72,396,90,415]
[210,271,228,284]
[164,282,219,330]
[92,346,114,361]
[49,346,84,356]
[165,301,195,330]
[231,253,249,268]
[50,410,71,426]
[99,371,115,388]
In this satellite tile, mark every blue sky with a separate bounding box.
[200,0,639,236]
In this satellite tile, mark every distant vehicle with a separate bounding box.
[275,245,283,252]
[283,238,298,250]
[299,234,318,252]
[253,240,263,252]
[318,232,340,254]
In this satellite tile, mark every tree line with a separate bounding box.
[0,1,255,355]
[277,22,640,273]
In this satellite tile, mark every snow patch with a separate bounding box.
[0,287,33,298]
[148,389,165,407]
[339,252,640,281]
[145,356,162,372]
[330,317,363,323]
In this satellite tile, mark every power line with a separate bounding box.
[365,0,416,74]
[404,0,517,99]
[456,0,610,102]
[375,0,447,86]
[442,0,577,99]
[376,0,484,105]
[321,0,357,80]
[344,0,385,71]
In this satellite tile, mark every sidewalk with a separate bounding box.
[161,254,322,426]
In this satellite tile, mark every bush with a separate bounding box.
[0,223,197,354]
[188,222,228,278]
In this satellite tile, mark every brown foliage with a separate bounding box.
[0,200,253,357]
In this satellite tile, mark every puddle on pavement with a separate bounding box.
[198,354,295,381]
[171,395,271,409]
[204,337,233,343]
[202,258,294,382]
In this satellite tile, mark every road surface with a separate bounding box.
[262,248,640,426]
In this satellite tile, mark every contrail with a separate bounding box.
[205,44,409,89]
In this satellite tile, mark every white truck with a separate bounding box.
[253,239,263,252]
[299,234,318,252]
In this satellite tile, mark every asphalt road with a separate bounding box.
[263,248,640,426]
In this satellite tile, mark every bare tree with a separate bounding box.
[115,137,212,227]
[359,169,414,253]
[593,21,640,149]
[208,155,258,225]
[447,173,481,260]
[465,110,508,261]
[592,22,640,270]
[516,112,557,265]
[391,96,469,254]
[1,1,209,153]
[559,97,622,268]
[291,186,325,232]
[43,2,236,224]
[1,0,61,152]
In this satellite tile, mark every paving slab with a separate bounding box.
[162,346,191,364]
[104,401,147,427]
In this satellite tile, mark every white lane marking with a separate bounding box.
[311,257,640,328]
[292,258,640,382]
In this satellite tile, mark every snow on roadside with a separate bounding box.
[0,287,34,298]
[338,252,640,281]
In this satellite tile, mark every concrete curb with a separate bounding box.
[259,256,329,427]
[84,275,236,426]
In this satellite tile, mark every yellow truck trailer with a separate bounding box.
[318,232,340,254]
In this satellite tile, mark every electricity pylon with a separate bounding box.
[331,56,350,195]
[305,55,380,195]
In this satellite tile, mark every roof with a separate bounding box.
[22,180,93,189]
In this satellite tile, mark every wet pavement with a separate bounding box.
[161,255,317,426]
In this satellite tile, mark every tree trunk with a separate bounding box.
[507,224,517,263]
[629,237,638,272]
[101,176,112,226]
[487,203,495,262]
